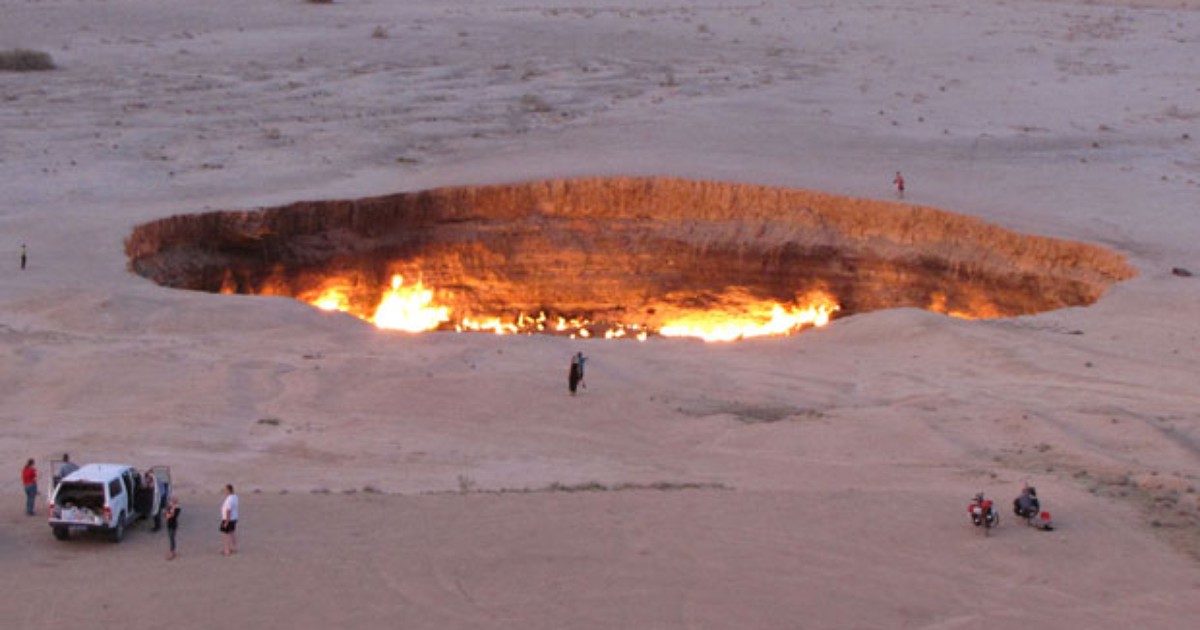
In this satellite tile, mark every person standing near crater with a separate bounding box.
[20,243,27,270]
[893,171,905,199]
[568,351,586,396]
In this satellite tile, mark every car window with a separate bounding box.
[108,479,122,498]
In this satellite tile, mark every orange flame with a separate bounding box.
[282,274,840,341]
[927,292,1001,320]
[658,291,839,342]
[371,275,450,332]
[313,287,352,312]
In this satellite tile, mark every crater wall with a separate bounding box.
[125,177,1137,329]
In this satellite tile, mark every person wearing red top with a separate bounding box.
[21,458,37,516]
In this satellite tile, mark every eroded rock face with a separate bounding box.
[125,177,1136,333]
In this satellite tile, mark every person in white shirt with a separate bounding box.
[220,484,239,556]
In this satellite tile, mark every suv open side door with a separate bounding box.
[149,466,172,530]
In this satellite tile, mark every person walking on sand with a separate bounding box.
[20,243,27,270]
[220,484,238,556]
[21,458,38,516]
[893,171,905,199]
[165,496,181,560]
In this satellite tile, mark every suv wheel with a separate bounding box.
[52,526,69,541]
[110,512,126,543]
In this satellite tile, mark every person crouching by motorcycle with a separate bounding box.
[1013,485,1040,520]
[1013,485,1054,531]
[968,492,999,529]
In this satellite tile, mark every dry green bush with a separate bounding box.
[0,49,56,72]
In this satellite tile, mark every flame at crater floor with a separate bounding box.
[370,275,450,332]
[657,291,839,342]
[292,274,838,342]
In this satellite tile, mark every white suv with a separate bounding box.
[48,463,171,543]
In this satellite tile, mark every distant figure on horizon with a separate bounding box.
[893,172,905,199]
[20,243,27,270]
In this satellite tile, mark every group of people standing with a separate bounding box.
[18,456,238,561]
[158,484,237,560]
[155,483,238,560]
[159,482,235,559]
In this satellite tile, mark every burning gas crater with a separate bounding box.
[126,177,1135,342]
[300,273,835,341]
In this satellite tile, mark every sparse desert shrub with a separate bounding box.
[0,49,56,72]
[547,481,608,492]
[520,93,552,113]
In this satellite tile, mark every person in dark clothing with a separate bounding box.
[568,356,582,395]
[1013,484,1053,530]
[20,244,27,270]
[165,496,181,560]
[134,474,153,515]
[1013,485,1040,520]
[574,352,587,383]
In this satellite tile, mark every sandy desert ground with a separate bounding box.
[2,0,1200,628]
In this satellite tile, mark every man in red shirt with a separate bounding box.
[21,459,37,516]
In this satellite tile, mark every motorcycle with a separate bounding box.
[968,493,999,536]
